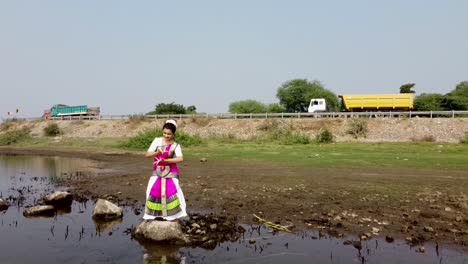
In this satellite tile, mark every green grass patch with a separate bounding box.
[0,129,31,145]
[119,130,202,150]
[184,141,468,170]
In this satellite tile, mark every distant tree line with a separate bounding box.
[147,103,196,115]
[148,80,467,114]
[413,81,468,111]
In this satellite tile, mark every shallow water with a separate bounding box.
[0,155,466,264]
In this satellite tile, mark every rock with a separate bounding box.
[248,239,256,244]
[455,216,463,222]
[445,207,452,212]
[134,220,189,243]
[417,246,425,253]
[23,205,55,217]
[424,226,434,232]
[200,158,208,163]
[385,236,394,243]
[372,227,380,234]
[191,223,201,229]
[92,199,123,220]
[209,224,217,231]
[42,191,73,207]
[0,198,9,211]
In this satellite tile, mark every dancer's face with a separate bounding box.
[162,128,174,141]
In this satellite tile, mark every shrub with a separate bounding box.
[120,129,202,150]
[347,119,368,138]
[316,128,334,143]
[44,123,62,136]
[0,129,31,145]
[175,131,202,146]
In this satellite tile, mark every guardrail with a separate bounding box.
[38,110,468,121]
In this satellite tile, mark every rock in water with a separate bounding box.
[23,205,55,217]
[0,198,9,211]
[134,220,189,243]
[92,199,123,220]
[42,191,73,207]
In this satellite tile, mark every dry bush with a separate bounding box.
[188,117,213,127]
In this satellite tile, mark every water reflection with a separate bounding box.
[142,244,186,264]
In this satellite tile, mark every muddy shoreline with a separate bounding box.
[1,146,467,251]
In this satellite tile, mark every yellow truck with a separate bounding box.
[338,94,414,111]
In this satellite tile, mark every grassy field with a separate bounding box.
[7,137,468,171]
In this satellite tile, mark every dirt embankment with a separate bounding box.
[3,117,468,142]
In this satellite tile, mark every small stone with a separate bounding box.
[385,236,394,243]
[191,223,201,229]
[248,239,256,244]
[200,158,208,163]
[445,207,452,212]
[209,224,217,231]
[372,227,380,234]
[455,216,463,222]
[418,246,425,253]
[424,226,434,232]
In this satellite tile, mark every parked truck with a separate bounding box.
[43,104,100,120]
[308,94,414,113]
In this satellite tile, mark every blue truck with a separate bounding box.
[43,104,100,119]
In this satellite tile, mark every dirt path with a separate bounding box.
[1,146,467,249]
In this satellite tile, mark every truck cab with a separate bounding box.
[308,98,327,113]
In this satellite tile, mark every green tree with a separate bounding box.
[266,103,286,113]
[186,105,197,113]
[400,83,416,93]
[276,79,340,112]
[413,93,446,111]
[147,102,188,115]
[444,81,468,110]
[228,100,266,113]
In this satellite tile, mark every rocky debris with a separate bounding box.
[42,191,73,207]
[92,199,123,220]
[133,214,242,249]
[23,205,55,217]
[0,198,9,211]
[134,220,189,243]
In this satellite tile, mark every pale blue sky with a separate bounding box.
[1,1,467,117]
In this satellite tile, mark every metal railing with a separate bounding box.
[38,110,468,121]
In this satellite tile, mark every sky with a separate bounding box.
[1,0,467,117]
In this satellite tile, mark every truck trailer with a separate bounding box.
[308,94,414,113]
[43,104,100,119]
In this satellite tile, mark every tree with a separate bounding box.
[400,83,416,93]
[444,81,468,110]
[186,105,197,113]
[147,102,188,115]
[413,93,446,111]
[228,100,266,113]
[266,103,286,113]
[276,79,340,112]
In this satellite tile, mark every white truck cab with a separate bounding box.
[308,98,327,113]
